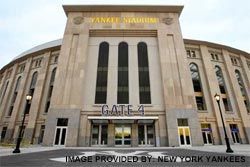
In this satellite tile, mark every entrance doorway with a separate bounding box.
[202,131,213,145]
[138,124,154,146]
[230,124,240,144]
[115,125,131,146]
[201,123,213,145]
[53,118,68,146]
[178,127,191,146]
[177,119,191,146]
[91,124,108,145]
[54,127,67,146]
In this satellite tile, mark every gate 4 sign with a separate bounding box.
[101,105,145,116]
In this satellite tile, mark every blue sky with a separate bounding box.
[0,0,249,69]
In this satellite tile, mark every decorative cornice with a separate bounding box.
[162,17,174,25]
[63,5,184,16]
[73,16,84,25]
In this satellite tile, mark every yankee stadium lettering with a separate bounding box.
[91,17,159,23]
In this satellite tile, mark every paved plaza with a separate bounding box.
[0,145,250,167]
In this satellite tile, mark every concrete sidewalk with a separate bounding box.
[0,145,62,157]
[185,144,250,156]
[1,144,250,157]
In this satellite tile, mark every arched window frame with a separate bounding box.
[14,76,22,92]
[215,66,227,94]
[8,76,22,116]
[189,63,203,92]
[0,81,9,105]
[26,71,38,114]
[137,42,151,104]
[215,66,231,111]
[235,69,250,113]
[189,63,206,110]
[44,68,57,113]
[95,42,109,104]
[50,68,57,85]
[30,72,38,90]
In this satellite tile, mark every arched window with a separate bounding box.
[30,72,38,89]
[50,68,57,84]
[0,81,9,105]
[189,63,206,110]
[235,70,249,113]
[118,42,129,104]
[26,72,38,114]
[189,63,202,92]
[45,68,57,113]
[137,42,151,104]
[95,42,109,104]
[14,77,22,92]
[215,66,226,94]
[8,76,22,116]
[215,66,231,111]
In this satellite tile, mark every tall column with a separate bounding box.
[0,70,8,121]
[131,123,138,147]
[24,53,50,143]
[107,44,118,105]
[157,14,202,146]
[0,64,18,123]
[129,44,140,105]
[240,56,250,99]
[222,49,250,143]
[4,58,32,142]
[199,45,227,144]
[0,71,7,102]
[108,123,115,146]
[158,115,168,146]
[78,115,88,146]
[85,119,91,146]
[154,119,160,147]
[51,14,90,109]
[44,13,90,146]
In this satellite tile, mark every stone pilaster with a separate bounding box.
[108,123,115,147]
[154,119,160,147]
[24,52,50,143]
[222,49,250,143]
[131,123,138,147]
[4,58,32,142]
[0,64,18,122]
[200,45,229,144]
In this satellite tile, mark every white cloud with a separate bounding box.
[0,0,249,69]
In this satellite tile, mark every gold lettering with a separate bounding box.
[91,18,95,23]
[100,17,106,23]
[91,17,159,24]
[149,18,158,23]
[122,17,128,23]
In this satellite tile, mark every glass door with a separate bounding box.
[91,124,108,145]
[231,131,240,144]
[201,124,213,145]
[178,127,191,146]
[138,124,155,146]
[54,127,67,146]
[115,125,131,146]
[202,131,213,145]
[230,124,240,144]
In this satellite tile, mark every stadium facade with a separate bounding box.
[0,5,249,147]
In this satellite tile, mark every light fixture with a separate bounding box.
[214,93,233,153]
[26,94,32,101]
[214,93,220,102]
